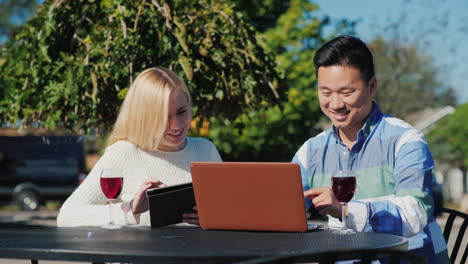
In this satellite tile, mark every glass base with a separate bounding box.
[101,223,122,229]
[332,227,355,234]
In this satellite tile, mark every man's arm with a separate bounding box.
[329,129,434,237]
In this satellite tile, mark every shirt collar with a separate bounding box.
[361,102,382,138]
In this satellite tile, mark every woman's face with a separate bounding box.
[158,89,191,152]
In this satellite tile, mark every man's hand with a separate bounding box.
[131,179,167,214]
[304,187,344,220]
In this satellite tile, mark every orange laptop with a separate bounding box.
[190,162,319,232]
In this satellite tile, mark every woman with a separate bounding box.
[57,67,222,227]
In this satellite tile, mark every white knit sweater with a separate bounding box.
[57,137,222,227]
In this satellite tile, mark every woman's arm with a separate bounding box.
[57,141,140,227]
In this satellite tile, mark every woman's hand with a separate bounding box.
[304,187,344,220]
[182,206,199,225]
[131,179,166,214]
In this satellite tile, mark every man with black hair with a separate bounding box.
[294,35,449,263]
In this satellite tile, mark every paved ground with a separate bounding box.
[0,210,466,264]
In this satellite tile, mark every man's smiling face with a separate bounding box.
[317,65,376,137]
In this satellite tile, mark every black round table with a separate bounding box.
[0,226,407,263]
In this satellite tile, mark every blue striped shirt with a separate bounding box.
[292,103,449,263]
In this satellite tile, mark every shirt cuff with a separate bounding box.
[328,201,373,232]
[347,201,373,231]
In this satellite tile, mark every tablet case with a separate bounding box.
[146,182,195,227]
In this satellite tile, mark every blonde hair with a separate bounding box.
[107,67,191,151]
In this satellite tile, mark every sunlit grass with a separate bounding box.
[44,200,62,211]
[0,204,19,211]
[0,201,63,211]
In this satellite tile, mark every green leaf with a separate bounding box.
[173,16,187,34]
[39,45,51,63]
[178,55,193,81]
[175,30,189,53]
[118,88,129,100]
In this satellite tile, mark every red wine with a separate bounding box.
[100,177,123,199]
[332,176,356,203]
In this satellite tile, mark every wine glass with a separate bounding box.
[100,169,124,229]
[331,170,356,234]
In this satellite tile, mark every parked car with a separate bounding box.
[0,135,87,210]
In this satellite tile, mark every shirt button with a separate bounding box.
[343,152,348,156]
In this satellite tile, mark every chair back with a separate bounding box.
[435,207,468,264]
[235,248,427,264]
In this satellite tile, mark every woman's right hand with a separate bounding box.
[131,179,166,214]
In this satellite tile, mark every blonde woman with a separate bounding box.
[57,67,222,227]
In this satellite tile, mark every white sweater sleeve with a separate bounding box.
[57,142,139,227]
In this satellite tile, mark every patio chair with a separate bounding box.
[235,248,427,264]
[434,207,468,264]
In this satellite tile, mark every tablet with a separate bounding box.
[146,182,194,227]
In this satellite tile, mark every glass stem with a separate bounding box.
[341,202,346,230]
[109,200,112,225]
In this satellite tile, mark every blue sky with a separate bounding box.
[315,0,468,104]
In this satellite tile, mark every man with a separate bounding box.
[292,35,449,263]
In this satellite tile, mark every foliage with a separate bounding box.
[0,0,284,133]
[226,0,290,32]
[427,103,468,169]
[7,0,455,164]
[194,0,356,161]
[369,37,456,119]
[204,93,320,162]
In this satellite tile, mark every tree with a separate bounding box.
[227,0,290,33]
[369,37,456,119]
[427,103,468,197]
[0,0,284,133]
[199,0,356,161]
[427,103,468,170]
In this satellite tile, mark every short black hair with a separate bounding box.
[314,35,375,83]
